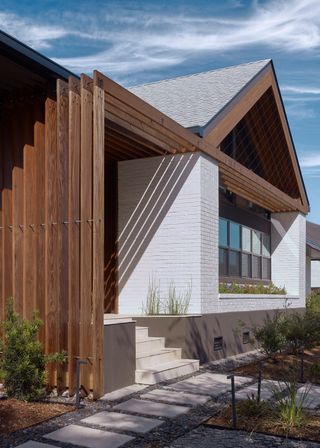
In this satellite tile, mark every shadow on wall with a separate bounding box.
[117,153,199,293]
[271,212,297,254]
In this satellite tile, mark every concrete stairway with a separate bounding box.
[135,326,199,384]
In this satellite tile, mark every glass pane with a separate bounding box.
[229,222,240,249]
[229,250,240,277]
[252,255,262,279]
[241,253,251,278]
[242,226,251,252]
[262,233,271,257]
[219,219,228,247]
[252,230,262,255]
[219,248,228,276]
[262,257,271,280]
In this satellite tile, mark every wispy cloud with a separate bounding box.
[0,12,67,49]
[300,153,320,178]
[1,0,320,76]
[282,86,320,95]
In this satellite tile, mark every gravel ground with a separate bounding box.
[1,350,309,448]
[170,426,320,448]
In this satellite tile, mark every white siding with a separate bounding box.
[117,153,219,315]
[311,261,320,288]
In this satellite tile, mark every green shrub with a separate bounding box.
[0,299,66,401]
[219,282,286,295]
[253,312,287,359]
[306,292,320,314]
[310,362,320,380]
[164,281,191,315]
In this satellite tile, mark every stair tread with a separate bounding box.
[136,359,199,374]
[136,348,181,358]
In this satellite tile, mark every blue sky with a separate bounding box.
[1,0,319,222]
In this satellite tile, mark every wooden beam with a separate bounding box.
[45,97,58,386]
[92,72,105,399]
[56,79,69,391]
[80,74,93,393]
[68,76,81,394]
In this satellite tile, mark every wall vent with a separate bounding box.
[242,331,250,345]
[214,336,223,351]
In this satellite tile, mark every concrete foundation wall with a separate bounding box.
[135,308,304,363]
[117,152,219,315]
[103,322,136,393]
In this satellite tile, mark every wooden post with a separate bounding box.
[92,72,105,398]
[68,76,81,394]
[80,74,93,393]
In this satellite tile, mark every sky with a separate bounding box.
[0,0,319,222]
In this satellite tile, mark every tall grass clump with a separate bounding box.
[164,281,191,315]
[142,278,161,315]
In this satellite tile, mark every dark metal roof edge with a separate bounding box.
[270,60,310,211]
[307,239,320,251]
[201,60,272,138]
[0,29,76,80]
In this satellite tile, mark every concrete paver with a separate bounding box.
[44,424,134,448]
[15,443,56,448]
[166,373,251,397]
[81,411,163,433]
[236,380,287,401]
[113,398,190,418]
[141,388,211,406]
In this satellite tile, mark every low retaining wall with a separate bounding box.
[103,320,136,393]
[135,308,304,364]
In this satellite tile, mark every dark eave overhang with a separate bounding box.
[0,29,76,81]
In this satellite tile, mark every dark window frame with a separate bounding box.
[219,218,271,281]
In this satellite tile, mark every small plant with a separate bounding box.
[310,362,320,381]
[281,310,320,382]
[253,312,287,359]
[0,299,66,401]
[272,377,310,431]
[142,277,161,315]
[237,396,271,419]
[219,282,287,295]
[306,292,320,314]
[164,281,191,315]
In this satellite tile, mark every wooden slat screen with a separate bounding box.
[0,74,105,396]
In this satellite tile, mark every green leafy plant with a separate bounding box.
[310,362,320,381]
[272,377,310,431]
[219,282,287,295]
[164,281,191,315]
[253,312,287,359]
[142,277,161,315]
[306,291,320,314]
[237,396,271,418]
[0,299,66,401]
[281,310,320,382]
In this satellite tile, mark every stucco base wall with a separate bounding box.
[103,322,136,393]
[135,308,304,363]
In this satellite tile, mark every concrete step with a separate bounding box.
[135,359,200,385]
[135,326,149,341]
[136,347,182,369]
[136,336,165,355]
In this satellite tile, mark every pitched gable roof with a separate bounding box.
[129,59,270,133]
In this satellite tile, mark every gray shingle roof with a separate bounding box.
[129,60,271,132]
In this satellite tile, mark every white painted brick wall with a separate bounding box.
[270,212,306,308]
[311,261,320,288]
[117,152,219,314]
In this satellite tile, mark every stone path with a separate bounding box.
[8,364,320,448]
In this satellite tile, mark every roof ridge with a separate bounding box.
[129,59,271,89]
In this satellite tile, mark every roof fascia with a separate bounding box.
[0,30,76,81]
[200,61,272,139]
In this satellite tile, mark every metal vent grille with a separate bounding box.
[242,331,250,345]
[214,336,223,351]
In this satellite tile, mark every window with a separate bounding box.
[214,337,223,351]
[219,218,228,247]
[243,331,251,345]
[219,218,271,281]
